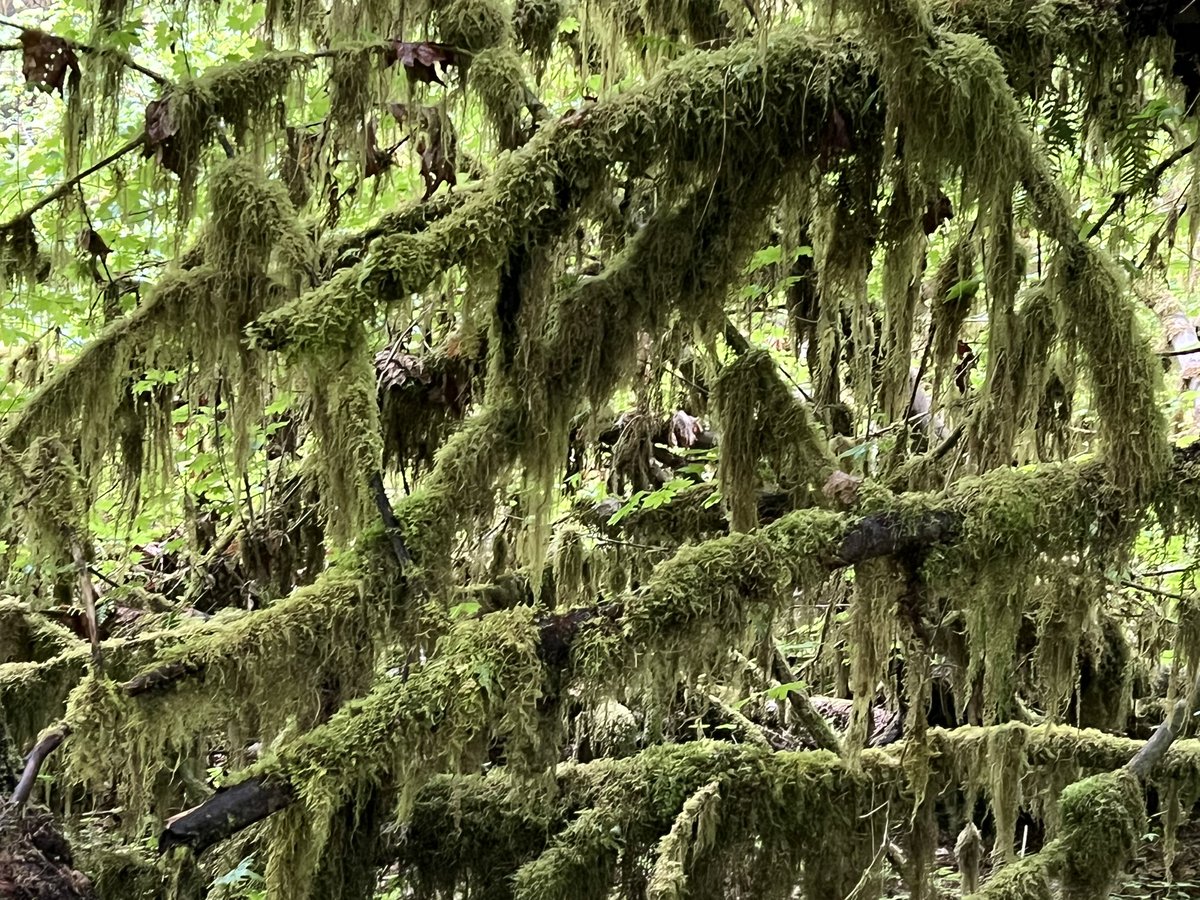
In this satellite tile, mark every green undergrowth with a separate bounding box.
[252,604,552,899]
[712,350,833,532]
[64,536,404,825]
[395,728,1200,900]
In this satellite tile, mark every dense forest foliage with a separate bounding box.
[7,0,1200,897]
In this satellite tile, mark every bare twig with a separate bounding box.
[0,133,146,231]
[1127,669,1200,779]
[1087,141,1197,240]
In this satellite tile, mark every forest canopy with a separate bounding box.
[5,0,1200,897]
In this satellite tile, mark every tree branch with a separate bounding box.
[4,723,70,815]
[0,133,146,232]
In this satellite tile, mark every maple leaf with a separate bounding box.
[19,29,80,95]
[385,41,458,85]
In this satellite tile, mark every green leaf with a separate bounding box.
[767,681,808,701]
[450,601,481,619]
[945,277,981,300]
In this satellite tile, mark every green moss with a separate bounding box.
[257,606,551,899]
[307,336,383,545]
[0,218,47,288]
[513,0,562,74]
[1056,770,1145,899]
[645,780,722,900]
[65,541,403,823]
[0,600,76,664]
[712,350,832,532]
[472,46,530,149]
[151,52,310,214]
[439,0,512,52]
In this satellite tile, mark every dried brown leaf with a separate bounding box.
[19,29,80,94]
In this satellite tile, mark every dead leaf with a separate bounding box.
[385,41,458,85]
[954,340,976,394]
[77,227,110,260]
[143,97,187,176]
[391,103,458,199]
[922,192,954,235]
[822,470,862,508]
[19,29,80,94]
[364,120,393,178]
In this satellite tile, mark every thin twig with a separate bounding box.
[1087,141,1197,241]
[0,132,145,230]
[1161,345,1200,357]
[1120,579,1191,602]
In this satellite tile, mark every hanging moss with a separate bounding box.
[513,0,562,75]
[251,26,868,359]
[307,337,383,545]
[472,46,530,149]
[645,780,721,900]
[398,740,902,900]
[149,52,310,215]
[1042,241,1170,501]
[712,350,833,532]
[0,601,76,664]
[878,177,926,426]
[550,523,590,608]
[844,558,903,757]
[65,539,402,824]
[256,606,552,900]
[929,237,977,403]
[0,218,48,288]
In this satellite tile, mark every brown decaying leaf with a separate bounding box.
[143,96,187,176]
[364,120,393,178]
[954,339,976,394]
[19,29,80,94]
[389,103,458,200]
[922,192,954,235]
[77,228,110,260]
[385,41,458,85]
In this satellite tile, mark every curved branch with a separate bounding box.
[4,723,70,814]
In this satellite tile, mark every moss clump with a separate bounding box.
[0,218,48,287]
[513,0,562,74]
[1055,770,1145,900]
[712,350,832,532]
[65,540,402,823]
[257,605,551,899]
[399,740,900,900]
[471,46,530,149]
[148,52,310,214]
[646,780,722,900]
[0,600,76,664]
[550,523,591,608]
[439,0,512,52]
[307,336,384,545]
